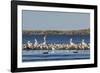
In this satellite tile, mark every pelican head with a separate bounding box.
[28,41,30,43]
[82,39,85,43]
[44,36,46,40]
[70,38,72,42]
[35,38,37,42]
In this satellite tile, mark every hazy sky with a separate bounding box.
[22,10,90,30]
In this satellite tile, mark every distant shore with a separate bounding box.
[22,29,90,35]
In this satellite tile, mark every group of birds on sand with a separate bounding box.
[23,36,90,50]
[69,38,89,49]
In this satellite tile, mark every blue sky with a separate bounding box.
[22,10,90,30]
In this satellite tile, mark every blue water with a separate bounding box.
[22,50,90,62]
[22,35,90,62]
[22,35,90,44]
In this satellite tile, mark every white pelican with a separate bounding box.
[82,39,87,46]
[43,36,46,45]
[34,38,38,46]
[82,39,87,45]
[81,39,87,49]
[70,38,75,45]
[27,41,32,48]
[69,38,77,49]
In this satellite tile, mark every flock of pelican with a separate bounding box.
[23,36,90,50]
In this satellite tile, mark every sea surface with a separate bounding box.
[22,35,90,62]
[22,34,90,44]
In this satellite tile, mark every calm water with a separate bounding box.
[22,35,90,44]
[22,35,90,62]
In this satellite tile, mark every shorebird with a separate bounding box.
[69,38,77,49]
[27,41,32,48]
[81,39,87,46]
[34,38,38,46]
[43,36,46,45]
[81,39,87,49]
[70,38,75,46]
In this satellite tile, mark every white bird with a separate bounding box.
[81,39,87,49]
[34,38,38,46]
[27,41,30,45]
[70,38,75,45]
[43,36,46,45]
[27,41,32,48]
[81,39,87,46]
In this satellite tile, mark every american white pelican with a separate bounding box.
[70,38,75,45]
[34,38,38,46]
[81,39,87,49]
[43,36,46,45]
[27,41,32,48]
[82,39,87,46]
[69,38,78,49]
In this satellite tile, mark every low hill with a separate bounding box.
[22,29,90,35]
